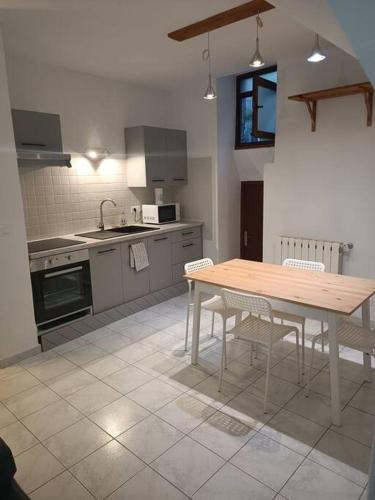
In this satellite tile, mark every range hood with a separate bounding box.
[11,109,72,168]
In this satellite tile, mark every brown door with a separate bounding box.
[241,181,263,261]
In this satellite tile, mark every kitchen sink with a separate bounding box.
[76,225,159,240]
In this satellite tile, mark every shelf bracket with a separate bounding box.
[304,100,317,132]
[364,90,373,126]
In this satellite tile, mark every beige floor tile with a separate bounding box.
[25,356,77,382]
[92,333,133,353]
[332,406,375,447]
[0,364,25,380]
[0,371,40,400]
[271,357,311,385]
[15,444,65,494]
[285,390,333,427]
[134,351,180,376]
[192,462,275,500]
[89,396,150,437]
[118,414,183,463]
[107,466,187,500]
[46,368,97,397]
[114,342,157,363]
[260,408,326,456]
[70,440,144,500]
[103,365,153,394]
[249,374,301,407]
[280,458,363,500]
[66,380,122,415]
[156,394,216,433]
[159,362,211,392]
[53,337,90,355]
[190,411,255,460]
[187,375,242,410]
[22,399,83,440]
[44,418,111,467]
[220,360,264,389]
[350,385,375,415]
[30,471,94,500]
[83,354,127,378]
[19,350,60,369]
[4,384,60,418]
[152,436,224,497]
[0,421,38,455]
[127,379,182,412]
[221,390,279,429]
[0,402,17,428]
[63,344,106,365]
[230,432,304,491]
[309,429,370,486]
[106,317,138,334]
[308,371,360,406]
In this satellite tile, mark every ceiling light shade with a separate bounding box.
[202,32,217,101]
[85,148,110,161]
[249,14,265,68]
[307,34,326,63]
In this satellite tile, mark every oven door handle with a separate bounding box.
[44,266,83,278]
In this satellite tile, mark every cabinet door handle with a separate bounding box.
[154,237,168,242]
[173,178,185,181]
[45,266,82,278]
[21,142,46,148]
[182,243,194,248]
[152,179,165,182]
[244,230,248,247]
[182,231,193,236]
[97,248,117,255]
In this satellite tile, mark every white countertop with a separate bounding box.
[28,221,203,260]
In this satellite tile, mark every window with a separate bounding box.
[235,66,277,149]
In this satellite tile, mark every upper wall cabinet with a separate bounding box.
[125,125,187,187]
[11,109,71,167]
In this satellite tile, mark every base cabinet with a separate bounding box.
[122,239,150,302]
[89,244,123,313]
[89,226,202,313]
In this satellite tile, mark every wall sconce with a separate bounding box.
[84,148,110,161]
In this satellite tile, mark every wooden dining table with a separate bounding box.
[185,258,375,425]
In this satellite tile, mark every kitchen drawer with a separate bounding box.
[172,226,201,242]
[172,237,202,265]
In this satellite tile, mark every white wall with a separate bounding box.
[264,47,375,286]
[0,37,38,364]
[6,55,170,238]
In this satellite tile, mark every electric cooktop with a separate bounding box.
[28,237,85,254]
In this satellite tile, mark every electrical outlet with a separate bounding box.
[130,205,141,221]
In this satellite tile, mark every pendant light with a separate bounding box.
[202,32,216,100]
[307,34,326,63]
[249,14,265,68]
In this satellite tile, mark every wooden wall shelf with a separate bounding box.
[289,82,374,132]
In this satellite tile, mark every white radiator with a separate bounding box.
[277,236,345,274]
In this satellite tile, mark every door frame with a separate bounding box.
[240,180,264,261]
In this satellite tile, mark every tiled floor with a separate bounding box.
[0,293,373,499]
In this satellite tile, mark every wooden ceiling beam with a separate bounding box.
[168,0,275,42]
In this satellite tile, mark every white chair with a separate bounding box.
[306,319,375,395]
[184,258,239,351]
[218,289,300,413]
[273,258,325,373]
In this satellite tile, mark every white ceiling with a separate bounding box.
[0,0,332,90]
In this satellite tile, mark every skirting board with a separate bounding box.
[40,281,188,351]
[0,344,41,368]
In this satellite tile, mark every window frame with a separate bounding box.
[235,65,277,150]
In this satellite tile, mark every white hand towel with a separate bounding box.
[130,242,149,272]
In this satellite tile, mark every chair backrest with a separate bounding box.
[184,258,214,275]
[283,258,325,272]
[222,288,272,318]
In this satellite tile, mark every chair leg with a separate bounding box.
[301,322,305,375]
[264,346,272,414]
[305,337,317,397]
[295,331,301,384]
[320,322,325,352]
[210,312,215,337]
[218,319,227,392]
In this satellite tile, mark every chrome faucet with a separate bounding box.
[98,198,117,230]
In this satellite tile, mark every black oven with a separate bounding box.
[30,249,92,327]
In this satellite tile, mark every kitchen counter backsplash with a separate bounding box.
[19,158,174,239]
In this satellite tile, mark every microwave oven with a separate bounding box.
[142,203,180,224]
